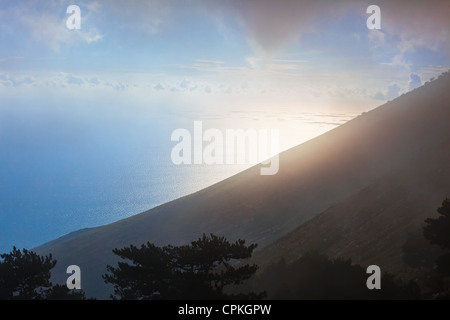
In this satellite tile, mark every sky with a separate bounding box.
[0,1,450,251]
[1,0,449,115]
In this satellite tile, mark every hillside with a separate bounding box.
[35,71,450,298]
[253,73,450,277]
[253,135,450,276]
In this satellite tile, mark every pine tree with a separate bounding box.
[424,198,450,275]
[0,247,56,299]
[103,234,264,300]
[0,247,87,300]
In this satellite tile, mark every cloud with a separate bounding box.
[373,91,385,100]
[0,72,105,89]
[104,0,171,35]
[380,54,411,70]
[106,82,128,91]
[179,79,190,89]
[0,71,223,98]
[0,73,14,86]
[372,84,403,101]
[417,65,450,81]
[154,83,165,91]
[66,74,84,85]
[378,0,450,54]
[385,83,401,100]
[0,72,39,87]
[408,73,422,91]
[7,0,447,60]
[2,1,103,52]
[86,76,100,85]
[199,0,344,53]
[199,0,450,55]
[367,29,385,48]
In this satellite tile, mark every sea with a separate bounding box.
[0,100,357,253]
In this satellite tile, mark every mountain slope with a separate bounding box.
[253,134,450,276]
[253,73,450,277]
[35,71,450,298]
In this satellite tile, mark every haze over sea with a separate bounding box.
[0,99,357,254]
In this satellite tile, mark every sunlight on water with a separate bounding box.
[0,103,359,252]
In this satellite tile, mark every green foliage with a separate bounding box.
[0,247,87,300]
[103,233,264,300]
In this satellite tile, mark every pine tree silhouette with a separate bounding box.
[103,233,265,300]
[0,247,87,300]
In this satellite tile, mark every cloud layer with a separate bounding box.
[198,0,450,54]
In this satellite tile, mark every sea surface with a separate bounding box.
[0,101,357,253]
